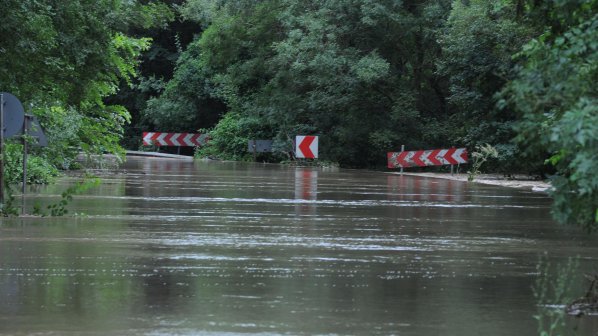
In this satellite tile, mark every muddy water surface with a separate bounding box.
[1,157,597,335]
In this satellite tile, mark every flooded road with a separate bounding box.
[1,157,597,335]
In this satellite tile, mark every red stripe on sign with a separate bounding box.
[396,151,411,167]
[412,150,426,167]
[191,134,201,145]
[163,133,174,146]
[428,149,442,166]
[178,133,188,145]
[387,152,400,168]
[459,149,468,163]
[444,148,458,165]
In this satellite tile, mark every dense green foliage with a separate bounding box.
[138,0,596,230]
[0,0,159,179]
[0,0,595,229]
[142,0,539,168]
[149,0,451,166]
[438,0,533,172]
[501,7,597,231]
[3,143,60,185]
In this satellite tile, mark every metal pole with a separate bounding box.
[22,116,28,193]
[400,144,405,176]
[450,146,455,176]
[0,93,4,205]
[22,116,29,214]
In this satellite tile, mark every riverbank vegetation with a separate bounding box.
[0,0,596,231]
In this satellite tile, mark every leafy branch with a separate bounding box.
[467,144,499,182]
[33,177,101,217]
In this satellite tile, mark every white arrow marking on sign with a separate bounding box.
[175,133,183,145]
[404,151,415,164]
[143,132,153,144]
[183,133,193,146]
[156,133,168,145]
[194,134,207,146]
[453,148,467,164]
[420,151,433,166]
[437,149,449,165]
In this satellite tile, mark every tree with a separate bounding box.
[108,0,206,149]
[502,11,597,231]
[0,0,153,171]
[142,0,273,132]
[437,0,533,172]
[162,0,455,166]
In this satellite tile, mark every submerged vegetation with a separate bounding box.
[0,0,596,230]
[34,177,101,217]
[467,144,499,182]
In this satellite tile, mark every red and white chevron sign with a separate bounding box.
[387,148,468,168]
[143,132,209,147]
[296,135,318,159]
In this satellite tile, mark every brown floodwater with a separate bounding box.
[1,157,597,335]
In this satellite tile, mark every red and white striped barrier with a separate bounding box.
[142,132,209,147]
[387,148,468,168]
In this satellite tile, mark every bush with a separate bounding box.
[3,142,60,185]
[196,112,279,161]
[502,15,598,231]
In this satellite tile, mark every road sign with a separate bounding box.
[387,148,468,168]
[295,135,318,159]
[1,92,25,138]
[143,132,208,147]
[26,116,48,147]
[248,140,273,153]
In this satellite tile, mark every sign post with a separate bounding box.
[22,116,28,195]
[400,144,404,176]
[21,116,28,214]
[20,115,48,214]
[0,93,46,211]
[0,92,27,206]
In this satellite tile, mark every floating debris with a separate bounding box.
[566,274,598,316]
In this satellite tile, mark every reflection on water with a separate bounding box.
[1,157,597,335]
